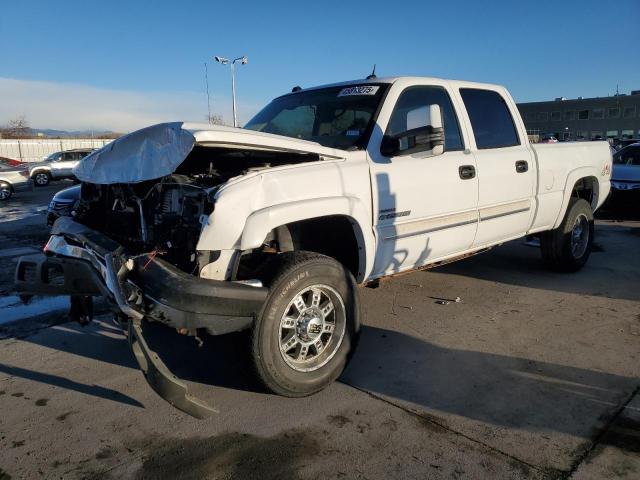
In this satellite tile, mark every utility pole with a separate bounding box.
[204,62,212,123]
[214,55,248,127]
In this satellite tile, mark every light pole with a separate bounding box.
[214,55,248,127]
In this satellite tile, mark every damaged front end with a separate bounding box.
[15,216,267,417]
[13,122,334,417]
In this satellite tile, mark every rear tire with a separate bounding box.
[251,251,360,397]
[33,171,51,187]
[540,198,594,272]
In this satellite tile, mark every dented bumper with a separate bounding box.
[15,218,267,333]
[14,217,268,417]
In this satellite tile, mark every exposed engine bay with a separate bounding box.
[73,146,320,273]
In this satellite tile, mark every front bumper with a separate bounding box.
[611,180,640,192]
[16,217,267,334]
[14,216,268,417]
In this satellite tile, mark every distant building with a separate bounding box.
[517,90,640,142]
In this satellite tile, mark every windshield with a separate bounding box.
[613,145,640,165]
[45,152,61,162]
[244,84,388,150]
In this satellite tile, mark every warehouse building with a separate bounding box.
[517,90,640,142]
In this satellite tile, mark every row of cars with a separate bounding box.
[0,148,94,200]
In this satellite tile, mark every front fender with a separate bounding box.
[240,196,374,283]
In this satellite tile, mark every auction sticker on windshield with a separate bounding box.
[338,86,380,96]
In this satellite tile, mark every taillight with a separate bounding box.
[19,169,30,178]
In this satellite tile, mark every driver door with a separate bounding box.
[369,84,479,277]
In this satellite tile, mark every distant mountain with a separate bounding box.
[30,128,120,138]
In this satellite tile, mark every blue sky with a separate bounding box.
[1,0,638,130]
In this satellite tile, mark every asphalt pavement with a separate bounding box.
[0,188,638,479]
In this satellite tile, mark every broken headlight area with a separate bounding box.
[74,176,214,274]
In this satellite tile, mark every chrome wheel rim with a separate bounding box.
[278,284,346,372]
[571,214,589,259]
[35,173,49,185]
[0,186,10,200]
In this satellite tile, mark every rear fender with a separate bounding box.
[553,167,601,229]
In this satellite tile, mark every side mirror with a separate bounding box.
[380,104,445,157]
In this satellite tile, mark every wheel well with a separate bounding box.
[571,176,598,209]
[31,168,50,178]
[241,215,362,280]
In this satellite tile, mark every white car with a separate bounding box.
[0,163,32,200]
[29,148,95,186]
[16,76,612,416]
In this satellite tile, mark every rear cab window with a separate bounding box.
[459,88,520,149]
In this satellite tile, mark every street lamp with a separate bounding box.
[214,55,248,127]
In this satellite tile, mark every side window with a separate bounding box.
[460,88,520,149]
[386,86,463,151]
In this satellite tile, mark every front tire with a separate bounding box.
[540,197,594,272]
[0,183,12,201]
[251,251,360,397]
[33,171,51,187]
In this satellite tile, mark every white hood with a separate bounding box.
[73,122,345,184]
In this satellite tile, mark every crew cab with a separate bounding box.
[15,77,612,417]
[29,148,95,186]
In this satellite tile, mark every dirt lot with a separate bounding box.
[0,189,638,479]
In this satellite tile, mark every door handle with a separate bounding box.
[459,165,476,180]
[515,160,528,173]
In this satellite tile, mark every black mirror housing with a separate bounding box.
[380,125,444,157]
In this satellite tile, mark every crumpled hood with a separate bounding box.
[73,122,195,184]
[73,122,345,185]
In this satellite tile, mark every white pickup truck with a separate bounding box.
[16,76,612,417]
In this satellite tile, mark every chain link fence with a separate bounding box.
[0,139,113,163]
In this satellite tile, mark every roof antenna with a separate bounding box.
[366,64,377,80]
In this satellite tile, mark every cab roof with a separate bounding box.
[278,76,506,98]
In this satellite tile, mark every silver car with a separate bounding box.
[29,148,95,187]
[0,163,33,200]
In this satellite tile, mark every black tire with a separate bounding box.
[251,251,360,397]
[540,197,594,272]
[33,171,51,187]
[0,183,12,201]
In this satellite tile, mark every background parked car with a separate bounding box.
[539,135,558,143]
[0,163,32,200]
[47,184,80,225]
[29,148,95,186]
[612,138,640,151]
[610,142,640,206]
[0,156,25,167]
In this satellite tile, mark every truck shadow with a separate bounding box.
[432,220,639,302]
[342,325,640,453]
[12,318,639,454]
